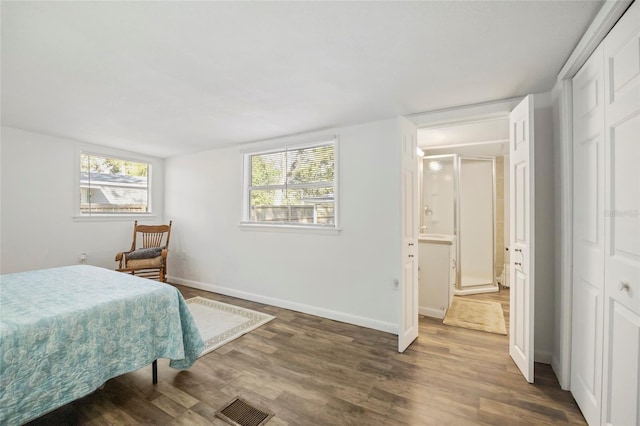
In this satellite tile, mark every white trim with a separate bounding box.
[73,214,158,222]
[556,0,633,81]
[420,139,509,151]
[454,284,500,296]
[408,97,522,129]
[239,135,336,155]
[238,223,341,235]
[555,79,574,391]
[334,136,340,231]
[419,306,446,320]
[168,276,398,334]
[241,150,250,222]
[78,146,159,165]
[551,354,563,386]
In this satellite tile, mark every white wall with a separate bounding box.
[165,119,401,333]
[550,80,573,389]
[534,93,555,363]
[0,127,165,273]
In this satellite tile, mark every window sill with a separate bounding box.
[239,222,341,236]
[73,214,157,222]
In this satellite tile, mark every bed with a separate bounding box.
[0,265,204,425]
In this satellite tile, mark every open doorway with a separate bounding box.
[402,95,541,383]
[416,117,512,343]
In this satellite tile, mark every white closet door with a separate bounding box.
[571,44,605,426]
[602,2,640,425]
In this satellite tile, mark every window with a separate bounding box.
[243,139,337,228]
[79,152,151,215]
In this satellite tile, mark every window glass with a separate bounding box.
[245,141,336,227]
[80,153,150,215]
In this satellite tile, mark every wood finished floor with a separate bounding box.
[28,285,585,425]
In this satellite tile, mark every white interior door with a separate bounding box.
[601,2,640,424]
[570,44,605,426]
[399,116,419,353]
[509,95,535,383]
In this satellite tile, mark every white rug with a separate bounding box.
[186,296,275,356]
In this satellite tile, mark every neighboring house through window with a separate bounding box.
[79,152,151,215]
[242,138,337,228]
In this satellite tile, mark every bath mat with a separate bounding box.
[443,297,507,335]
[186,296,275,356]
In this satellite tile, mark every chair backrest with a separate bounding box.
[130,220,172,251]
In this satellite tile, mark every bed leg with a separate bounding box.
[152,360,158,384]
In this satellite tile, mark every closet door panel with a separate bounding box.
[602,2,640,424]
[605,112,640,316]
[603,301,640,426]
[571,44,605,426]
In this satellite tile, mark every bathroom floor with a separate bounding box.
[454,286,510,331]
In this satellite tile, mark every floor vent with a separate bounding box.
[216,397,274,426]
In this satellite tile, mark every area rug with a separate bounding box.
[186,296,275,356]
[443,297,507,335]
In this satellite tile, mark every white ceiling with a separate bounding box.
[1,1,603,158]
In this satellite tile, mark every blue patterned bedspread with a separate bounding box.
[0,265,204,425]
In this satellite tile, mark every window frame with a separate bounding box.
[240,137,340,233]
[74,147,157,221]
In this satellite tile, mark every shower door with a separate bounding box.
[457,157,496,289]
[421,154,456,235]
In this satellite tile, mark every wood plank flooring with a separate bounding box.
[27,285,585,425]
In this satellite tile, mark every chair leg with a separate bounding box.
[152,360,157,384]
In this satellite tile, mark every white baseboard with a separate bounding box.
[551,354,570,390]
[535,349,553,365]
[167,275,398,335]
[419,306,445,319]
[454,284,499,296]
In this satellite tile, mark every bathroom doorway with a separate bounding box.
[416,117,511,325]
[407,96,540,383]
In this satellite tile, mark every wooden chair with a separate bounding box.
[116,220,172,282]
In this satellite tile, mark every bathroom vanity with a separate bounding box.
[418,234,456,319]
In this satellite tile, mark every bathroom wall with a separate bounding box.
[422,156,455,235]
